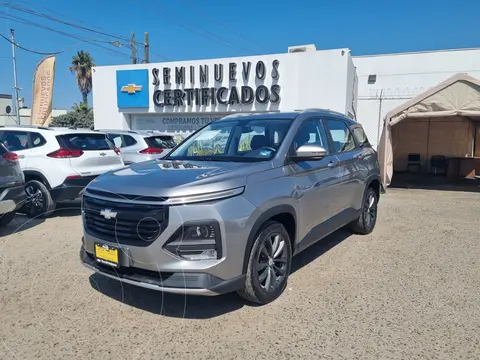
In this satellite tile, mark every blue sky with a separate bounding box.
[1,0,479,110]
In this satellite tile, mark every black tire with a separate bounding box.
[23,180,56,218]
[0,212,15,227]
[350,187,378,235]
[237,221,292,305]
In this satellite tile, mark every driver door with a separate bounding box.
[288,118,341,244]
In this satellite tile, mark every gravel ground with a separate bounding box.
[0,189,479,360]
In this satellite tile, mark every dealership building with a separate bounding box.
[92,45,480,149]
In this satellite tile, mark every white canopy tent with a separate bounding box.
[377,73,480,187]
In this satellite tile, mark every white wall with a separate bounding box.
[353,48,480,148]
[92,49,356,132]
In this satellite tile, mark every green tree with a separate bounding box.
[49,104,93,128]
[69,50,95,106]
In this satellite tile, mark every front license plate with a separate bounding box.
[94,243,119,267]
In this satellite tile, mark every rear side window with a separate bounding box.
[57,133,113,151]
[351,126,370,147]
[145,136,176,149]
[324,120,357,153]
[123,135,137,146]
[31,132,47,148]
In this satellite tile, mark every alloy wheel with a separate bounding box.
[364,192,377,229]
[256,232,288,293]
[25,184,45,217]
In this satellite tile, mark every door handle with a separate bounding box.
[327,161,337,168]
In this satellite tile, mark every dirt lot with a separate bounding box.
[0,189,479,360]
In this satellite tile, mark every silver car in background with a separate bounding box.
[96,130,177,165]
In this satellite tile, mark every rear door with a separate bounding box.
[324,118,364,211]
[56,133,124,177]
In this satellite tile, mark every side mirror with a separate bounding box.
[292,145,328,160]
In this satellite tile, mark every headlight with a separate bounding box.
[163,221,222,260]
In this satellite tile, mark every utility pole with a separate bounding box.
[10,29,20,125]
[131,32,137,64]
[144,32,149,64]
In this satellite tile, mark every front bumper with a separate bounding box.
[80,246,245,295]
[50,176,97,202]
[81,193,257,293]
[0,185,25,214]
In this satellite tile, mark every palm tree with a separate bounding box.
[69,50,95,106]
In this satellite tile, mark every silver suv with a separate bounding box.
[80,109,381,304]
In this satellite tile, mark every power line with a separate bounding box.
[181,0,268,53]
[1,2,139,45]
[134,0,257,55]
[2,2,170,61]
[0,33,81,55]
[0,11,134,60]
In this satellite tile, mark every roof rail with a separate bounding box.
[0,124,53,130]
[296,108,347,117]
[221,112,272,120]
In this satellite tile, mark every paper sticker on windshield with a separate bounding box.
[259,149,272,157]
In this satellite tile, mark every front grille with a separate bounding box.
[83,195,168,246]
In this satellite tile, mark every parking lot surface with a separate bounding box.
[0,189,479,360]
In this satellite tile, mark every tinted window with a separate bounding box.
[325,120,356,153]
[123,135,137,146]
[107,134,124,148]
[293,119,329,151]
[2,131,29,151]
[57,133,112,151]
[145,136,177,149]
[351,126,370,147]
[31,132,47,148]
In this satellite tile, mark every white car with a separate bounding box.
[0,125,125,218]
[96,129,177,165]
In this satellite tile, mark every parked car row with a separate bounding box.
[0,125,184,224]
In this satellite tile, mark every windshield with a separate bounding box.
[168,117,293,162]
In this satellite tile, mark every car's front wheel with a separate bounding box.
[238,221,292,305]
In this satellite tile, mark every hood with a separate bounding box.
[86,159,271,198]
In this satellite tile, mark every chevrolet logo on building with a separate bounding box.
[121,84,143,94]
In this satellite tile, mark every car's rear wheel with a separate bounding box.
[350,187,378,234]
[0,212,15,227]
[238,221,292,305]
[23,180,55,218]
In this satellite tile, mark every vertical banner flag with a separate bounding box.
[31,55,56,126]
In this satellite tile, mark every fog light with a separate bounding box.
[182,249,218,260]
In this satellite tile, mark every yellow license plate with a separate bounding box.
[94,243,119,266]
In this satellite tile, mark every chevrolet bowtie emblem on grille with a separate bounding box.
[100,208,117,220]
[121,84,143,94]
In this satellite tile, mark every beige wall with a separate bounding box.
[392,116,475,172]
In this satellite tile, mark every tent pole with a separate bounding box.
[376,89,384,146]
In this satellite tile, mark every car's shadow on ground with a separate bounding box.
[0,200,82,237]
[89,228,352,319]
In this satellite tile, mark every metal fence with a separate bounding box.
[357,92,414,149]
